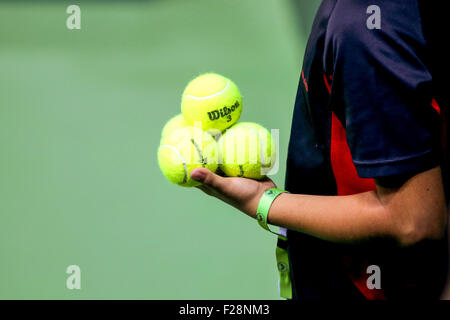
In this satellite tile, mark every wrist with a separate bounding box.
[246,186,275,219]
[256,188,288,236]
[250,188,271,218]
[265,192,287,225]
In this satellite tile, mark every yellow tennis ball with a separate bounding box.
[161,114,188,139]
[181,73,242,132]
[158,127,218,187]
[219,122,276,180]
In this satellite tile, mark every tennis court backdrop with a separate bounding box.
[0,0,319,299]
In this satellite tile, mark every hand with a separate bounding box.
[190,168,277,218]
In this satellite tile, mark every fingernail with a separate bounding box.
[191,170,206,181]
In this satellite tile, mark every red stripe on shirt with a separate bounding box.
[431,98,441,115]
[324,74,332,94]
[432,98,447,151]
[330,112,386,300]
[302,70,309,92]
[330,111,376,195]
[326,71,385,299]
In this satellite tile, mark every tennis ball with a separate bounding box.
[158,127,218,187]
[161,114,188,139]
[219,122,276,180]
[181,73,242,132]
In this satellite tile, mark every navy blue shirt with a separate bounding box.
[285,0,448,299]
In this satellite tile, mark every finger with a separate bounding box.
[196,181,240,209]
[195,185,214,196]
[191,168,228,191]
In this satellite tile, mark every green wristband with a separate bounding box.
[256,188,288,240]
[256,188,292,299]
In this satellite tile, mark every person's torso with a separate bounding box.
[285,0,448,300]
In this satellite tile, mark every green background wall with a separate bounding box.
[0,0,319,299]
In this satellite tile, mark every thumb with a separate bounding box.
[191,168,227,190]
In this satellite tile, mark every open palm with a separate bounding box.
[191,168,277,218]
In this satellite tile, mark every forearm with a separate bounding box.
[191,166,447,247]
[267,191,395,244]
[265,167,447,246]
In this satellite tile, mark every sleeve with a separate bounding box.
[326,0,441,178]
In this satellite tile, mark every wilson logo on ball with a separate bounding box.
[207,101,240,122]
